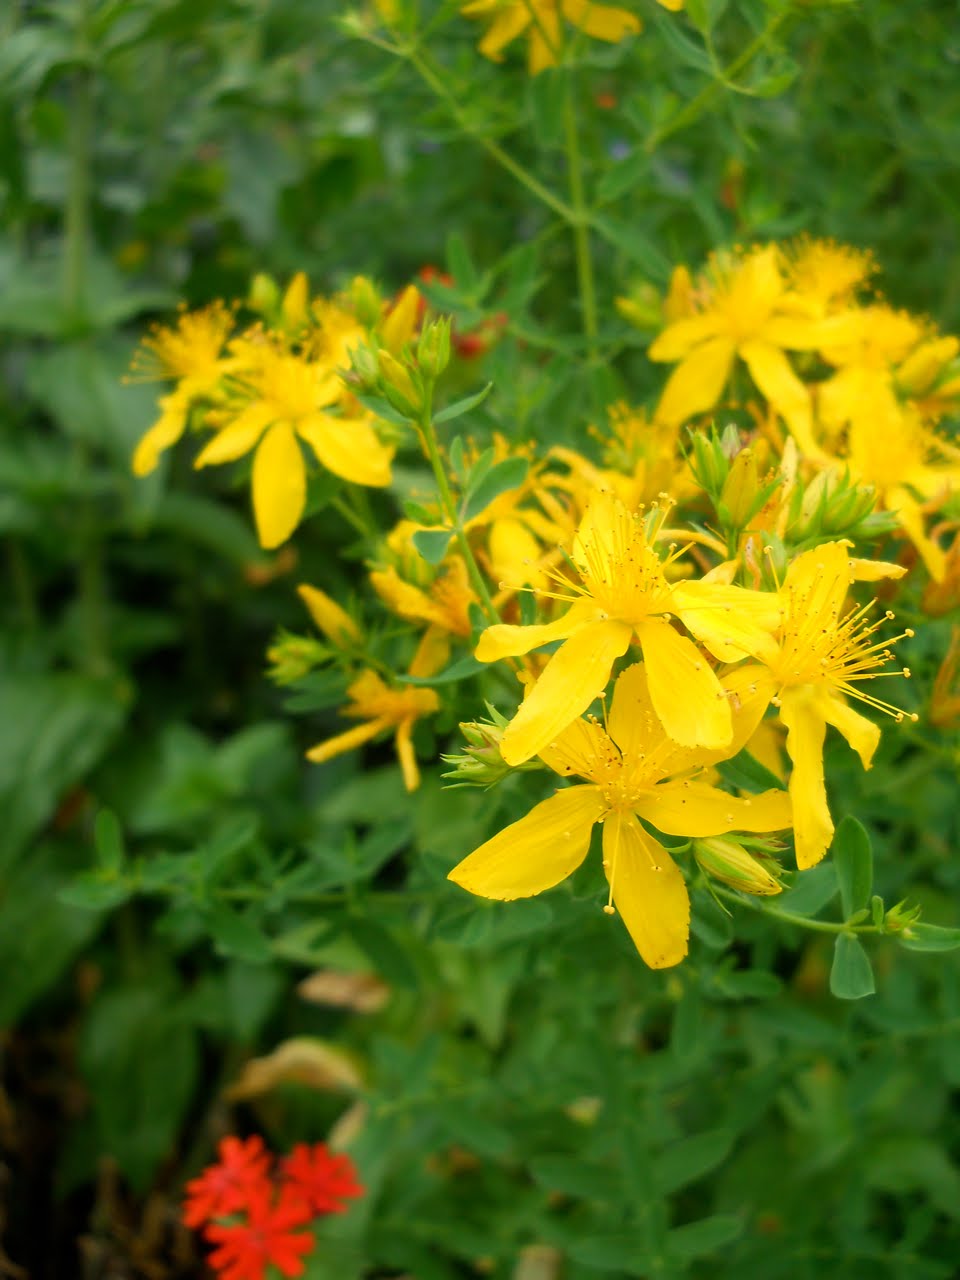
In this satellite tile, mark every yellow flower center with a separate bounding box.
[574,505,677,626]
[771,566,915,720]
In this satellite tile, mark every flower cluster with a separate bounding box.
[133,238,947,972]
[183,1136,364,1280]
[640,238,960,579]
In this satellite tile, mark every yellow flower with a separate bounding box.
[648,246,850,457]
[476,490,782,762]
[130,303,234,476]
[297,584,362,649]
[448,663,791,967]
[845,406,958,581]
[747,541,915,869]
[784,238,875,313]
[306,662,440,792]
[195,341,394,549]
[461,0,640,75]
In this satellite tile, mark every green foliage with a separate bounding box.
[2,0,959,1276]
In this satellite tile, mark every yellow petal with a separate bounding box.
[448,785,604,900]
[648,313,725,362]
[608,661,662,765]
[408,626,451,679]
[500,619,633,766]
[394,719,420,792]
[739,339,822,459]
[252,422,306,549]
[132,393,188,476]
[635,617,732,749]
[635,779,791,838]
[476,3,530,60]
[297,584,361,647]
[539,715,619,780]
[193,402,273,467]
[670,580,782,663]
[602,812,689,969]
[381,284,421,353]
[655,337,734,426]
[371,567,448,631]
[488,517,546,591]
[561,0,641,42]
[783,540,852,624]
[817,688,880,770]
[778,686,832,869]
[306,716,391,764]
[886,484,947,581]
[297,413,393,488]
[849,557,908,583]
[475,596,600,663]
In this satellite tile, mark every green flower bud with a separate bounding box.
[695,836,784,896]
[417,316,452,380]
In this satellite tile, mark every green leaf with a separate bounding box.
[666,1214,742,1259]
[462,456,528,523]
[830,933,876,999]
[777,863,838,917]
[567,1234,653,1271]
[595,151,648,205]
[205,905,273,965]
[94,809,125,874]
[446,231,481,293]
[832,815,873,919]
[529,1156,621,1200]
[58,874,131,911]
[656,1129,733,1194]
[400,653,484,685]
[433,381,493,425]
[899,923,960,953]
[412,527,454,564]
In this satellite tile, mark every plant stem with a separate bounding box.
[644,11,790,154]
[64,65,93,319]
[562,68,598,356]
[418,387,504,631]
[712,884,881,936]
[399,42,578,225]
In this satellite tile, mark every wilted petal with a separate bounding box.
[253,422,306,549]
[779,686,833,869]
[636,617,732,749]
[500,619,633,765]
[602,812,689,969]
[448,785,604,900]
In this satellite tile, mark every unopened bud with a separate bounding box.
[350,275,383,328]
[417,316,451,380]
[442,710,540,787]
[349,342,381,392]
[719,448,760,529]
[266,632,328,684]
[614,283,662,330]
[248,272,280,317]
[381,283,422,354]
[695,836,784,896]
[378,349,423,418]
[792,468,879,541]
[687,427,730,498]
[297,584,361,648]
[281,271,310,332]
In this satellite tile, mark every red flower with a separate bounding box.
[280,1143,365,1216]
[183,1136,273,1229]
[205,1188,314,1280]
